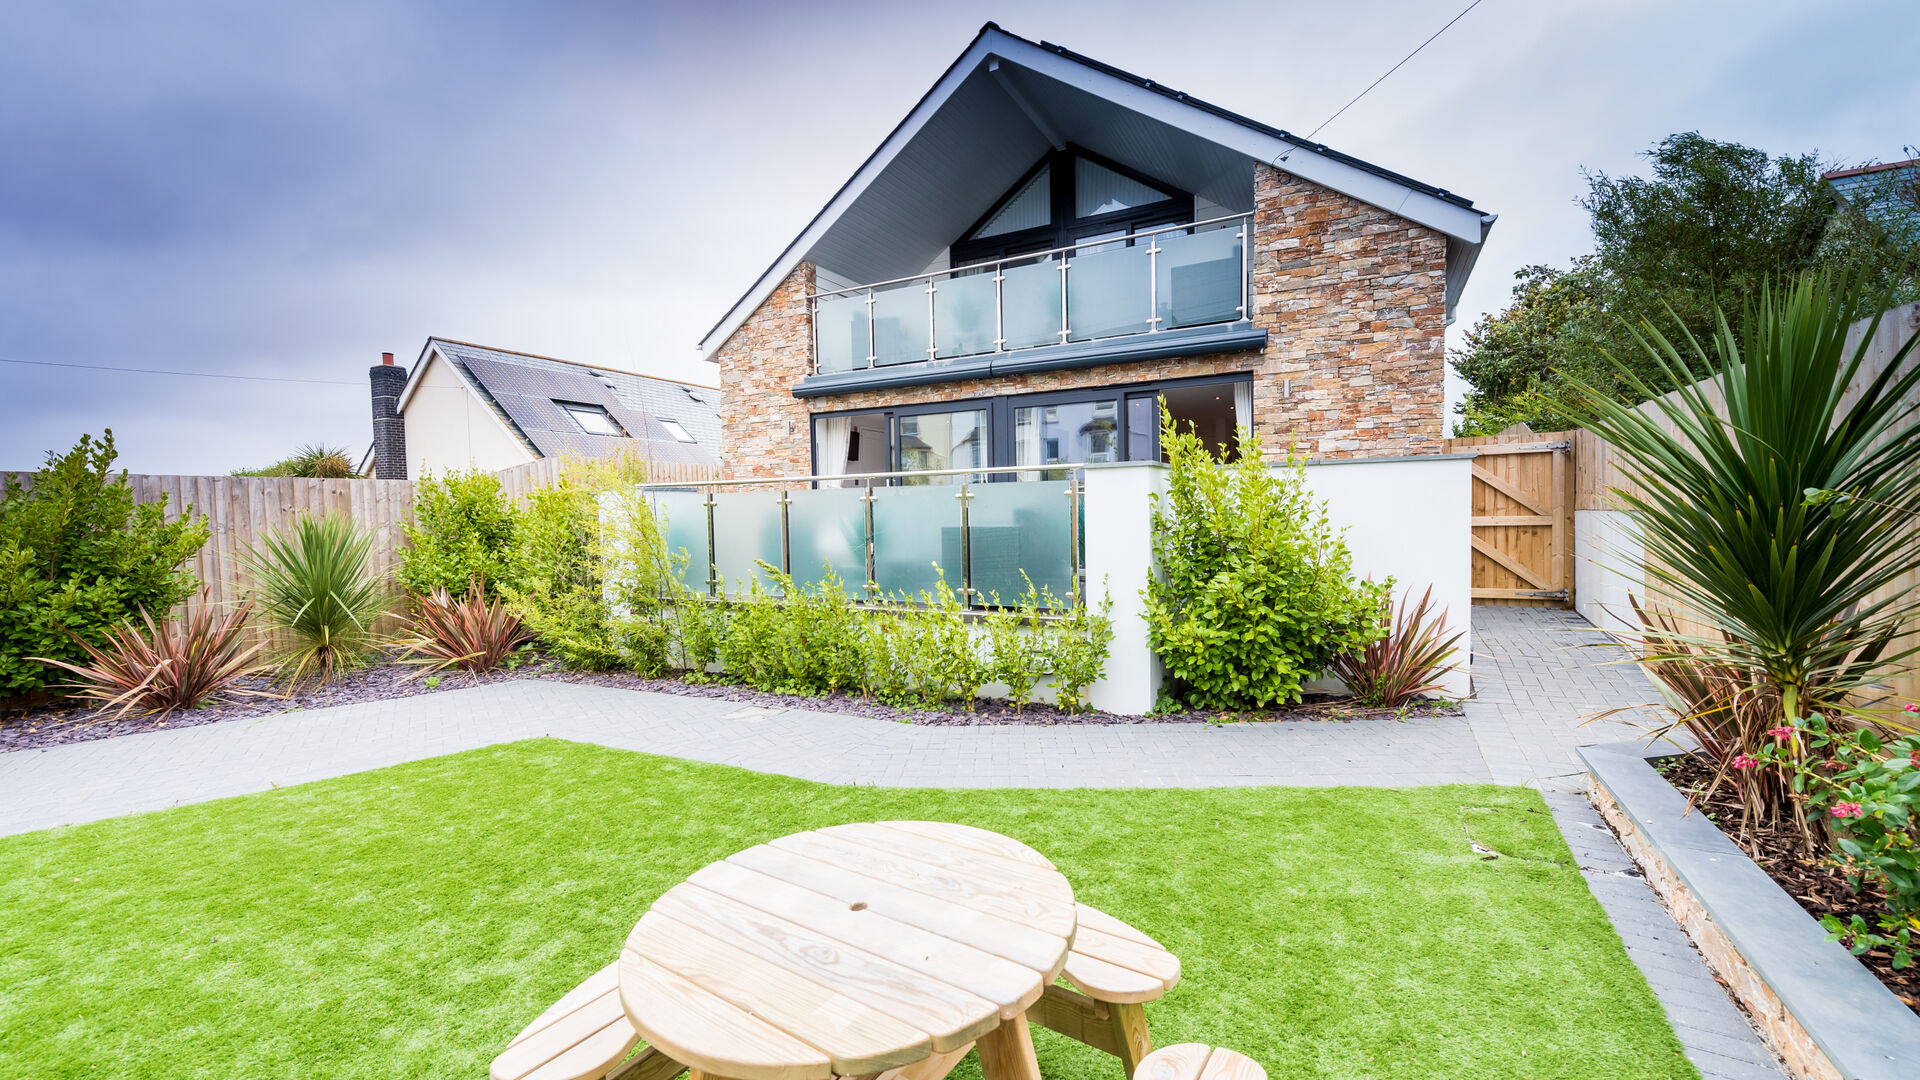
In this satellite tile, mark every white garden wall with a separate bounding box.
[1573,509,1641,635]
[1084,453,1476,713]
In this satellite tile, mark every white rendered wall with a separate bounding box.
[1300,455,1475,699]
[400,352,534,478]
[1082,454,1475,712]
[1574,509,1641,635]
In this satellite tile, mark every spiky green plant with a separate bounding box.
[1569,275,1920,826]
[242,514,392,688]
[1330,586,1463,708]
[233,444,357,479]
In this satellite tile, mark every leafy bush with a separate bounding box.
[232,444,356,479]
[31,591,267,718]
[1143,409,1386,710]
[503,474,681,674]
[1330,586,1464,708]
[983,584,1047,711]
[0,432,209,699]
[1758,715,1920,968]
[394,583,533,675]
[398,471,518,601]
[1045,582,1115,713]
[244,513,392,688]
[1568,274,1920,833]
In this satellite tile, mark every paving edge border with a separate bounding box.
[1580,741,1919,1080]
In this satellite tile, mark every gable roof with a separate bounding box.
[699,22,1496,358]
[399,338,723,466]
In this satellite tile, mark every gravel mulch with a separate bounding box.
[1657,752,1920,1015]
[1,655,1462,755]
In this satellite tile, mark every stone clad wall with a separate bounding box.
[713,162,1450,477]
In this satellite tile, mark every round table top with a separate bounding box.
[617,821,1076,1080]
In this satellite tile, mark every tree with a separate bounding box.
[1450,133,1920,434]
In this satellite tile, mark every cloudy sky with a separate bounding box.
[2,0,1914,474]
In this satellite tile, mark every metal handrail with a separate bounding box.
[630,462,1084,490]
[808,212,1252,298]
[808,212,1251,376]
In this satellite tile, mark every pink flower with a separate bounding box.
[1731,754,1759,770]
[1905,703,1919,714]
[1766,727,1794,738]
[1832,802,1864,819]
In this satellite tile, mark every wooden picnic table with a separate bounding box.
[617,820,1077,1080]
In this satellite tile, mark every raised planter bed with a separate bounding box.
[1581,741,1920,1080]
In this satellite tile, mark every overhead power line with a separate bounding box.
[0,356,360,387]
[1305,0,1485,141]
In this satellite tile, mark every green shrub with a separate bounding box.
[1144,408,1385,710]
[1042,581,1114,713]
[243,513,392,688]
[232,444,356,478]
[983,583,1047,711]
[398,471,518,600]
[0,432,209,698]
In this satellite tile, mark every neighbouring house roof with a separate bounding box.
[698,22,1497,358]
[1824,157,1920,235]
[399,338,723,466]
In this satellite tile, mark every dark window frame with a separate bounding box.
[950,146,1197,267]
[806,370,1254,484]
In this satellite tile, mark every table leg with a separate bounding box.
[1106,1002,1152,1079]
[976,1013,1042,1080]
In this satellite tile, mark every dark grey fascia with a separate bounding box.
[791,323,1267,399]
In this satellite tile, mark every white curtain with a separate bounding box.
[815,415,852,488]
[1234,381,1254,441]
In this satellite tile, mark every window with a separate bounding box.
[658,418,697,443]
[559,401,623,436]
[1014,399,1118,480]
[897,409,987,484]
[954,149,1193,266]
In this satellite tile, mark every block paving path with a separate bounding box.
[0,605,1781,1078]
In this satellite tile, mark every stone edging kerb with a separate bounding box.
[1580,741,1919,1080]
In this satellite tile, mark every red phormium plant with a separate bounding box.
[30,593,270,719]
[394,582,532,675]
[1329,586,1464,708]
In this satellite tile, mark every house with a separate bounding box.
[1823,156,1920,237]
[699,23,1496,482]
[365,338,722,479]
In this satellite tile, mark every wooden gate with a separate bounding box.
[1446,429,1573,607]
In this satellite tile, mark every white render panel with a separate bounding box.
[400,351,534,478]
[1575,509,1642,635]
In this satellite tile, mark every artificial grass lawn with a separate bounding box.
[0,739,1694,1080]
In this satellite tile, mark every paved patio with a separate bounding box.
[0,605,1780,1078]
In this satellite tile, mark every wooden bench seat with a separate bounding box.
[1027,903,1181,1078]
[490,962,684,1080]
[1135,1044,1265,1080]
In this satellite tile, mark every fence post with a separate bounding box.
[1080,461,1166,715]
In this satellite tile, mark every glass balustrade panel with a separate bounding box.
[932,271,998,359]
[711,491,785,597]
[870,485,962,602]
[967,480,1075,609]
[1000,254,1063,350]
[813,292,869,373]
[650,491,710,590]
[870,280,931,367]
[1066,242,1150,342]
[1155,226,1244,329]
[786,486,869,595]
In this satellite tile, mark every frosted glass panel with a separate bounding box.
[1156,227,1243,328]
[968,480,1075,608]
[1075,158,1170,217]
[1067,243,1149,341]
[871,485,961,600]
[933,271,996,359]
[1000,255,1062,350]
[651,491,709,590]
[711,491,784,596]
[871,280,930,367]
[814,292,869,372]
[973,164,1050,238]
[787,487,868,594]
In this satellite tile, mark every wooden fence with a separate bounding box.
[8,458,723,647]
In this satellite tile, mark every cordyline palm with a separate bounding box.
[242,513,392,688]
[1569,275,1920,739]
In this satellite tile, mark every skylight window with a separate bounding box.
[559,401,623,436]
[658,418,697,443]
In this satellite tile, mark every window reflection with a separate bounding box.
[1014,400,1118,480]
[898,410,987,484]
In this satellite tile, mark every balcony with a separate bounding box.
[806,214,1253,392]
